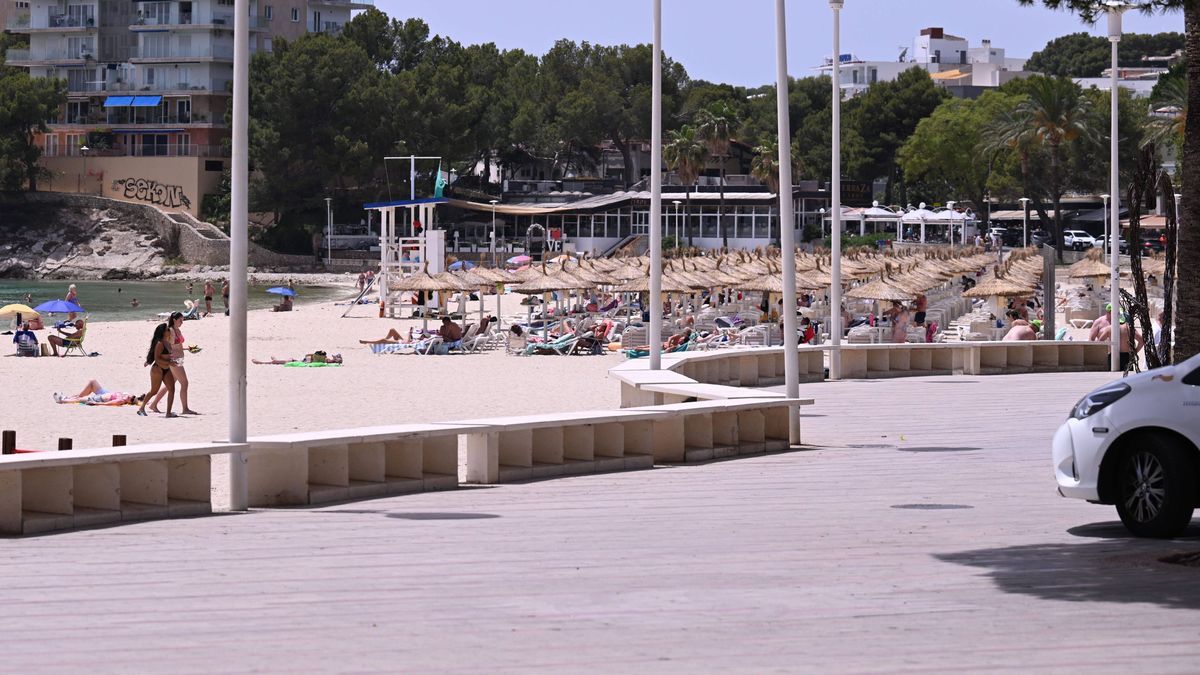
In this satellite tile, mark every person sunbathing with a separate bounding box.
[253,354,343,365]
[54,380,142,406]
[360,327,415,345]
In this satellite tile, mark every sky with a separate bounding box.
[375,0,1184,87]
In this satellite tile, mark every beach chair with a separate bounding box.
[524,334,578,356]
[15,333,38,357]
[62,322,88,357]
[415,336,444,355]
[506,332,528,356]
[369,343,414,355]
[460,335,489,353]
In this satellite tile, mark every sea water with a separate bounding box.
[0,279,346,323]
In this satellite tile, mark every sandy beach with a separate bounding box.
[2,290,622,452]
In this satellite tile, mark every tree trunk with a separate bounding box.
[719,158,728,249]
[613,136,634,188]
[1176,2,1200,361]
[1049,144,1064,263]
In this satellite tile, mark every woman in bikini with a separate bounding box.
[137,322,177,417]
[148,312,198,415]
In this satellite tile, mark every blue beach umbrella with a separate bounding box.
[266,287,296,297]
[448,260,475,270]
[34,299,85,314]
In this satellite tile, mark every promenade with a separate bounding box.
[2,371,1199,672]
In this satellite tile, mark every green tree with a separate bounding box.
[1026,33,1111,76]
[1145,74,1186,147]
[695,101,737,247]
[847,67,949,204]
[1015,0,1197,361]
[985,76,1099,260]
[0,70,66,191]
[663,125,707,246]
[898,91,1023,225]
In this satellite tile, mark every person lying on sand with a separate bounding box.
[253,354,343,365]
[53,380,143,406]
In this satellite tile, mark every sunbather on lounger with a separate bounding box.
[360,327,415,345]
[253,354,343,365]
[53,379,142,406]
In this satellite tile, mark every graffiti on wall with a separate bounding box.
[111,177,192,210]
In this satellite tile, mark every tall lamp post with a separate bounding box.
[1019,196,1031,248]
[946,200,956,247]
[673,200,682,244]
[775,0,801,443]
[828,0,844,381]
[1100,194,1110,263]
[648,0,663,371]
[1106,1,1127,373]
[228,0,250,510]
[325,196,333,263]
[489,199,499,267]
[80,145,89,194]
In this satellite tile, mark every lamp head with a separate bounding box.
[1103,1,1130,39]
[918,202,926,210]
[1018,197,1031,204]
[80,145,89,152]
[1100,194,1110,200]
[489,199,498,205]
[829,0,844,8]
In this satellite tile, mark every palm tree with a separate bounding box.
[985,77,1097,261]
[663,125,708,247]
[696,102,737,248]
[1144,77,1186,149]
[751,139,802,245]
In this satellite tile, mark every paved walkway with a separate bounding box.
[3,372,1200,672]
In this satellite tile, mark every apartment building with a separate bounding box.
[816,27,1031,98]
[3,0,367,214]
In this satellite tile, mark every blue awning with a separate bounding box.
[130,95,162,107]
[103,96,134,107]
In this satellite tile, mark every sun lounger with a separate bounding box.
[369,343,415,355]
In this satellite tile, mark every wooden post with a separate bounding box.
[2,430,14,455]
[112,435,127,447]
[58,438,73,451]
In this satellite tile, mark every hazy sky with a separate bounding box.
[374,0,1184,86]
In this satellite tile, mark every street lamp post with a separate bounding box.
[946,200,956,247]
[828,0,844,381]
[1106,2,1127,373]
[775,0,801,443]
[80,145,89,194]
[325,197,333,264]
[673,200,682,244]
[228,0,251,510]
[1100,194,1110,263]
[489,199,498,267]
[1019,197,1031,248]
[648,0,663,371]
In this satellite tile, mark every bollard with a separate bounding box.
[58,438,73,451]
[112,435,127,447]
[2,430,14,455]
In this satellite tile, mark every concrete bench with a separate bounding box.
[839,343,964,379]
[245,423,488,507]
[454,409,664,484]
[0,442,244,535]
[625,398,811,463]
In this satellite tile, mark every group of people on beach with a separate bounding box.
[135,312,198,417]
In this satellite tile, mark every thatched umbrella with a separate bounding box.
[845,277,916,302]
[393,264,468,331]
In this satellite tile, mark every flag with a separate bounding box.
[434,161,448,198]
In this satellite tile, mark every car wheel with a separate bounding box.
[1114,435,1196,538]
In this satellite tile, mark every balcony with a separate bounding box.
[309,0,374,7]
[65,78,234,95]
[4,48,92,64]
[130,45,234,62]
[5,15,31,31]
[131,13,268,30]
[81,144,230,158]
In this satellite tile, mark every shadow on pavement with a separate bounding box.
[936,539,1200,610]
[387,512,500,520]
[1068,520,1200,540]
[897,446,982,453]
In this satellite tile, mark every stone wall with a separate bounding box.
[17,192,319,270]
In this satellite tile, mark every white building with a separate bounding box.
[816,27,1030,97]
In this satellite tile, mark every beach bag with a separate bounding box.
[310,350,328,363]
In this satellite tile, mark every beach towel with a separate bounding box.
[283,361,342,368]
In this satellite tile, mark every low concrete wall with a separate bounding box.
[18,192,318,270]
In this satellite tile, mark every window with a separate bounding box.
[290,7,298,21]
[265,5,272,19]
[66,100,89,123]
[312,10,321,31]
[44,135,60,157]
[65,133,86,155]
[176,133,190,156]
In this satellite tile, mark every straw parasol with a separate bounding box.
[845,277,916,302]
[1068,257,1113,280]
[612,270,692,294]
[961,274,1036,299]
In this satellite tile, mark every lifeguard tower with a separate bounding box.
[363,197,447,318]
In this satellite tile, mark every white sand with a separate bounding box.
[2,290,622,452]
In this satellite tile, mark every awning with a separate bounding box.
[103,96,134,107]
[130,95,162,107]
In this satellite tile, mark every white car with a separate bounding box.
[1093,235,1128,255]
[1053,352,1200,538]
[1063,230,1097,250]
